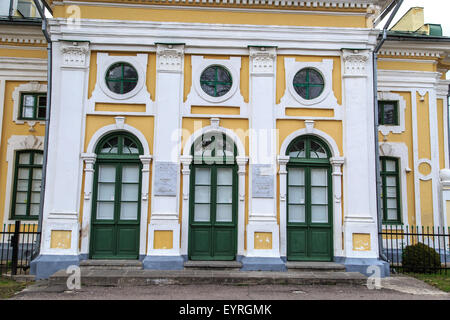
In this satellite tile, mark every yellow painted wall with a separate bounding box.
[52,4,367,28]
[437,99,445,169]
[153,230,173,250]
[377,60,437,72]
[254,232,272,250]
[50,230,72,249]
[352,233,370,251]
[0,47,47,59]
[0,81,46,225]
[377,92,416,225]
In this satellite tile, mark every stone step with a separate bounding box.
[79,260,143,270]
[286,262,346,272]
[48,269,367,287]
[184,260,243,271]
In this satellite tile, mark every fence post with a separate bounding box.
[10,221,20,276]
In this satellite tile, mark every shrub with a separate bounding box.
[402,242,441,273]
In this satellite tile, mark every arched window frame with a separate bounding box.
[191,132,237,165]
[286,135,332,164]
[95,131,144,160]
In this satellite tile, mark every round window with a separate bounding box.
[105,62,138,95]
[293,68,324,100]
[200,65,232,97]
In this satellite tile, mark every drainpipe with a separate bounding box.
[373,0,403,263]
[32,0,52,256]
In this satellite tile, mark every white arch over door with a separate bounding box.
[180,121,248,258]
[80,121,152,258]
[278,126,345,258]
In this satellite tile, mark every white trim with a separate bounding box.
[2,135,44,226]
[379,142,410,225]
[180,124,248,258]
[11,82,47,126]
[377,91,406,136]
[81,122,152,257]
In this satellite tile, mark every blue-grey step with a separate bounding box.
[79,260,143,271]
[286,262,346,272]
[184,260,243,271]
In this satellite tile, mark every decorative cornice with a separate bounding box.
[379,49,443,58]
[249,47,276,75]
[156,44,184,73]
[60,42,90,69]
[342,49,370,77]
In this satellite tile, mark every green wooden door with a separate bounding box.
[90,133,142,259]
[189,164,237,260]
[286,136,333,261]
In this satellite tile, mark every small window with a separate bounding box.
[200,65,232,97]
[20,93,46,120]
[380,157,401,224]
[105,62,138,94]
[11,150,43,220]
[97,133,142,157]
[293,68,324,100]
[378,101,398,125]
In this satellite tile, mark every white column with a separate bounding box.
[80,153,96,256]
[277,155,289,258]
[139,155,152,256]
[330,157,345,257]
[342,49,378,259]
[246,47,279,258]
[148,44,184,256]
[40,42,90,256]
[180,155,192,257]
[236,155,249,257]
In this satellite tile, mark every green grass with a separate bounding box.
[0,277,27,299]
[411,273,450,292]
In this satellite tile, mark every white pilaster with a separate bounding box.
[342,49,378,258]
[40,41,90,255]
[148,44,184,256]
[247,47,279,257]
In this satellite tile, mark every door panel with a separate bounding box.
[189,165,237,260]
[287,165,332,261]
[91,162,141,259]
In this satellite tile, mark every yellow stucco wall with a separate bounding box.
[52,4,367,28]
[0,81,46,225]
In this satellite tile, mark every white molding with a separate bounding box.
[342,49,370,78]
[156,44,184,73]
[2,135,44,226]
[0,57,47,81]
[379,142,410,225]
[60,42,90,69]
[87,53,154,114]
[11,82,47,126]
[186,55,245,109]
[377,91,406,136]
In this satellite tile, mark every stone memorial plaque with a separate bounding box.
[252,164,274,198]
[154,162,178,196]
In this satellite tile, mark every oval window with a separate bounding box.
[105,62,138,94]
[293,68,324,100]
[200,65,232,97]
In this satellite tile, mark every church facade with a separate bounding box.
[1,0,450,279]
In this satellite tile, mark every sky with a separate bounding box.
[383,0,450,36]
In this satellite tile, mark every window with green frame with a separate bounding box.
[292,68,324,100]
[105,62,138,95]
[380,157,401,224]
[200,65,233,98]
[378,100,399,125]
[11,150,43,220]
[20,93,46,120]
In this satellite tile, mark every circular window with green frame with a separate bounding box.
[292,68,325,100]
[105,62,139,95]
[199,65,233,98]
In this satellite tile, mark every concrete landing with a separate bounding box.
[48,269,367,287]
[79,260,143,271]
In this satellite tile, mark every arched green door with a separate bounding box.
[286,135,333,261]
[188,133,238,260]
[90,132,143,259]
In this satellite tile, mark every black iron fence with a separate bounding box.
[381,225,450,274]
[0,221,40,276]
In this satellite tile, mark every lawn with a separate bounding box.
[0,277,27,299]
[411,273,450,292]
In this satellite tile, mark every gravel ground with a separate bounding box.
[8,275,450,300]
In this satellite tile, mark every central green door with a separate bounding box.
[286,135,333,261]
[90,133,142,259]
[188,133,238,261]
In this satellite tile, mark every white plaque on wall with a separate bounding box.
[154,162,178,196]
[252,164,274,198]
